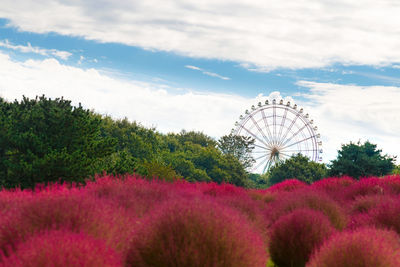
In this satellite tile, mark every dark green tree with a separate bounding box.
[0,96,115,188]
[329,141,395,179]
[268,154,328,185]
[217,133,255,169]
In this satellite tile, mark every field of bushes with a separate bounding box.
[1,174,400,266]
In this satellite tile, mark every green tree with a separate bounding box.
[268,154,328,185]
[393,165,400,175]
[329,141,395,179]
[218,133,255,169]
[160,134,250,187]
[0,96,115,188]
[98,116,161,174]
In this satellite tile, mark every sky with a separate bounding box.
[0,1,399,163]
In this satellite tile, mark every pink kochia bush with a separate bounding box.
[0,191,134,258]
[126,198,268,267]
[1,230,122,267]
[3,174,400,266]
[266,179,307,193]
[266,188,347,229]
[350,197,400,234]
[269,209,334,267]
[307,227,400,267]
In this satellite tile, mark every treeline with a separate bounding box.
[0,96,250,189]
[1,95,397,189]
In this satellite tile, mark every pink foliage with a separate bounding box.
[266,188,347,229]
[126,198,268,267]
[307,227,400,267]
[266,179,308,193]
[1,230,122,267]
[311,176,355,200]
[350,197,400,234]
[269,209,334,267]
[3,174,400,266]
[0,191,134,258]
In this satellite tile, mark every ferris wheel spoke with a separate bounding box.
[249,114,271,144]
[254,153,269,161]
[251,156,270,173]
[278,151,292,158]
[281,122,309,147]
[277,106,289,144]
[283,149,317,152]
[277,113,300,146]
[262,159,273,173]
[254,143,270,150]
[281,135,316,150]
[261,109,274,142]
[273,104,277,144]
[239,125,270,148]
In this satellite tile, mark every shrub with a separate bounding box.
[0,192,133,257]
[342,177,385,201]
[269,209,334,267]
[353,198,400,234]
[126,198,268,267]
[311,176,355,200]
[266,179,308,193]
[267,189,347,229]
[307,228,400,267]
[349,194,397,214]
[0,230,122,267]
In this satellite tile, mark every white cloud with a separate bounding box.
[297,81,400,162]
[0,39,72,60]
[1,1,400,70]
[0,52,399,163]
[185,65,230,80]
[0,51,248,138]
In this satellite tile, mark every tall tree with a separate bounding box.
[217,133,255,169]
[329,141,395,179]
[0,96,115,188]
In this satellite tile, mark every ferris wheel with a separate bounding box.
[232,98,322,174]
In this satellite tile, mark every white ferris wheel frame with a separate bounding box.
[233,99,322,174]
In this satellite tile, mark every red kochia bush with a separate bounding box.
[1,230,122,267]
[269,209,334,267]
[311,176,355,200]
[0,192,134,257]
[349,194,397,215]
[351,197,400,234]
[307,228,400,267]
[126,198,268,267]
[267,179,308,193]
[267,189,347,229]
[342,177,385,201]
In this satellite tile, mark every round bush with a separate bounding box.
[269,209,334,267]
[354,198,400,234]
[0,193,133,257]
[349,195,396,215]
[1,230,122,267]
[267,179,307,193]
[267,189,347,229]
[126,198,268,267]
[307,228,400,267]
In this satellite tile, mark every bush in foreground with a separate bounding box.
[269,209,334,267]
[307,227,400,267]
[0,192,133,257]
[0,230,121,267]
[126,198,268,267]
